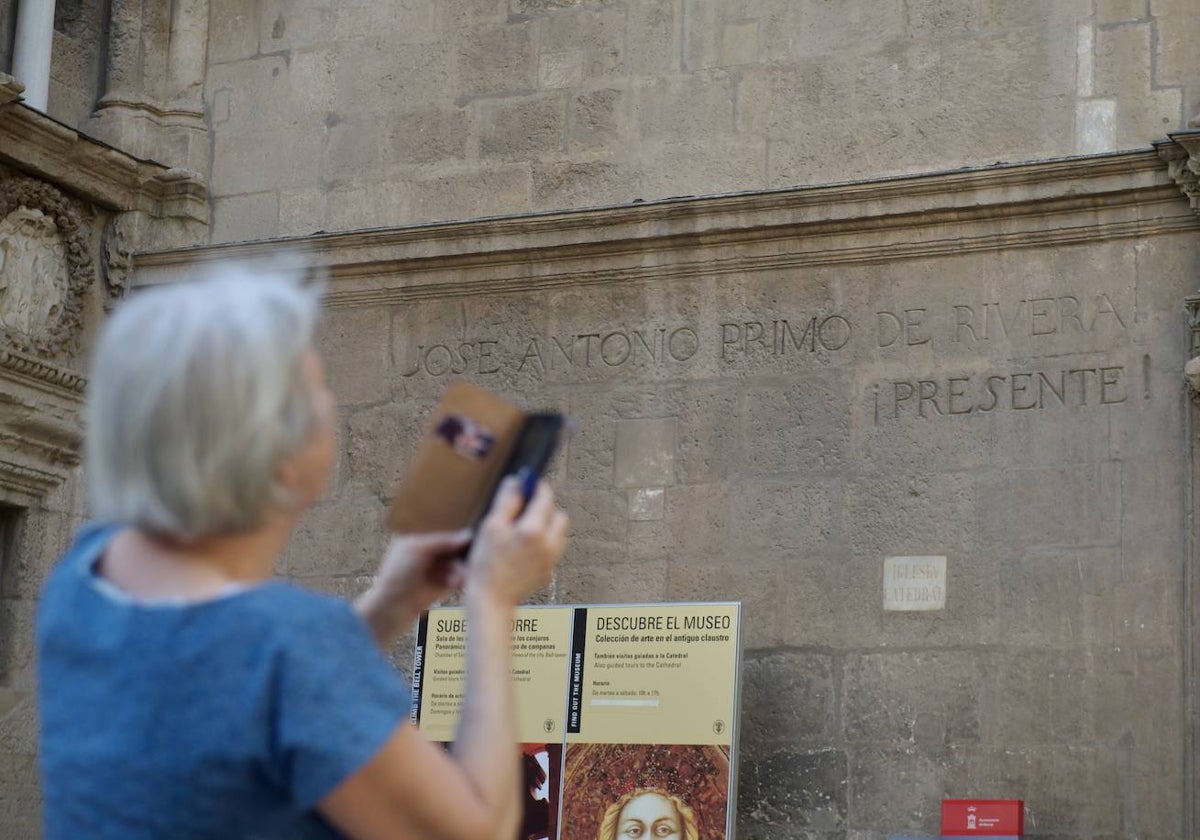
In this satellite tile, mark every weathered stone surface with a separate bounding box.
[568,89,625,150]
[478,93,566,161]
[741,652,836,754]
[843,652,981,745]
[211,191,279,242]
[317,306,393,406]
[388,106,470,165]
[457,22,536,96]
[738,748,848,836]
[613,417,677,488]
[848,746,969,830]
[537,7,625,80]
[1096,0,1149,23]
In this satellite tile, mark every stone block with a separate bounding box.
[1152,1,1200,88]
[738,375,852,476]
[741,651,836,755]
[555,485,628,547]
[627,487,664,521]
[976,650,1091,745]
[513,0,620,12]
[1,510,75,601]
[964,746,1123,836]
[729,482,841,551]
[566,383,735,487]
[210,112,324,194]
[639,132,768,200]
[842,652,981,745]
[634,73,736,139]
[207,0,260,63]
[258,0,337,52]
[211,191,280,243]
[342,398,438,500]
[478,93,565,161]
[286,500,387,577]
[532,159,640,212]
[538,51,584,89]
[737,748,848,834]
[0,601,36,689]
[434,0,505,28]
[405,166,532,225]
[1096,0,1148,22]
[843,471,975,559]
[388,106,470,165]
[0,695,37,755]
[905,0,983,37]
[536,7,625,79]
[626,483,729,562]
[720,21,759,66]
[978,0,1092,30]
[1093,21,1152,99]
[457,22,535,96]
[333,0,436,43]
[627,0,677,75]
[779,548,871,648]
[996,547,1122,648]
[568,88,626,150]
[613,417,677,488]
[763,0,905,60]
[333,40,453,106]
[323,178,412,233]
[848,746,969,830]
[278,187,325,237]
[321,114,388,181]
[978,461,1121,551]
[316,305,393,406]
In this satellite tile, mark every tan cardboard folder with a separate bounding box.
[387,381,527,533]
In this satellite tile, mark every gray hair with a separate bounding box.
[85,266,324,539]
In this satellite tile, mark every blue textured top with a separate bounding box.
[36,523,410,839]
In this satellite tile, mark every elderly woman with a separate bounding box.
[35,271,568,840]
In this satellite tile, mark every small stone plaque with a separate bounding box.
[628,487,665,521]
[883,556,946,611]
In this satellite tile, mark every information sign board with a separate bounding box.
[412,602,743,840]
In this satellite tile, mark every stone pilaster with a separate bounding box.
[86,0,211,177]
[1162,129,1200,840]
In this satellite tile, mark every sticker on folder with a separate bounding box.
[435,414,494,459]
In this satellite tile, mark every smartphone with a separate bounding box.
[476,412,567,523]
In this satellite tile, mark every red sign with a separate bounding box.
[941,799,1023,836]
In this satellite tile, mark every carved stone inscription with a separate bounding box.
[874,364,1129,421]
[397,290,1137,423]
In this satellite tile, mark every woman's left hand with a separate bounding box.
[354,531,471,648]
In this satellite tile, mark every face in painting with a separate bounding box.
[617,792,681,840]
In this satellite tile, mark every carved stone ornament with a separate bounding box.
[102,214,133,306]
[0,176,94,355]
[1159,131,1200,215]
[1186,291,1200,399]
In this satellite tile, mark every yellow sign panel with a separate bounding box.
[413,605,574,743]
[412,602,743,840]
[566,603,741,746]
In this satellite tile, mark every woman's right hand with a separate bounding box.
[466,475,568,606]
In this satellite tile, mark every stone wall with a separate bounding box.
[135,147,1200,838]
[0,88,208,837]
[203,0,1200,242]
